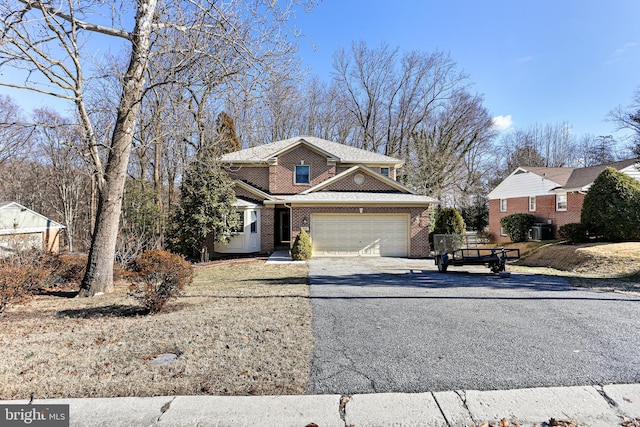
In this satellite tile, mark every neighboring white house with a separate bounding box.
[0,201,65,256]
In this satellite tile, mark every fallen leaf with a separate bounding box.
[500,418,510,427]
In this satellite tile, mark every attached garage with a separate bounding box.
[311,214,409,257]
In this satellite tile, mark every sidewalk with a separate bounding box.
[2,384,639,426]
[265,250,306,265]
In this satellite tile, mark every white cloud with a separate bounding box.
[491,115,513,131]
[517,56,533,63]
[606,41,637,65]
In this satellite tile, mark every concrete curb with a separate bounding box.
[2,384,639,426]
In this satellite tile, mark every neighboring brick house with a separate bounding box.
[212,136,437,258]
[0,201,65,256]
[488,159,640,242]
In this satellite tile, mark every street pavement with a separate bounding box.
[307,257,640,395]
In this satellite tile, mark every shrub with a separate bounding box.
[291,229,312,261]
[581,167,640,241]
[53,253,87,288]
[430,207,466,250]
[0,250,55,313]
[433,207,466,235]
[558,222,589,244]
[128,250,194,314]
[500,213,536,243]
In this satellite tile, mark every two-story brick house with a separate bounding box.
[488,158,640,242]
[212,136,437,257]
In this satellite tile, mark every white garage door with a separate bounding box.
[311,214,409,257]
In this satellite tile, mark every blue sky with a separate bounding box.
[3,1,638,146]
[294,0,640,141]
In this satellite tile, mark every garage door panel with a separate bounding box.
[311,214,408,257]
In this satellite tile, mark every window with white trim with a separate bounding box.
[231,210,245,233]
[380,167,390,177]
[556,193,567,211]
[529,196,536,212]
[499,198,507,212]
[294,165,310,184]
[250,211,258,233]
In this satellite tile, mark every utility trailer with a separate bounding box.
[432,233,520,274]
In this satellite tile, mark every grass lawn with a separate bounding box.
[511,241,640,294]
[0,260,312,399]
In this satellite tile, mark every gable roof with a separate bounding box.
[561,158,639,191]
[0,201,65,235]
[489,158,640,199]
[517,167,574,187]
[300,164,417,195]
[221,136,402,166]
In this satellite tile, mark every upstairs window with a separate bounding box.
[295,165,310,184]
[499,198,507,212]
[529,196,536,212]
[380,167,390,177]
[556,193,567,211]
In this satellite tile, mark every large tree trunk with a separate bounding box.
[79,0,158,297]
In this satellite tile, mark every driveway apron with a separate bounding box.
[306,257,640,394]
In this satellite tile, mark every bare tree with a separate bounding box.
[33,108,90,252]
[332,42,398,152]
[331,42,468,156]
[1,0,308,296]
[0,95,31,165]
[609,87,640,156]
[408,90,496,202]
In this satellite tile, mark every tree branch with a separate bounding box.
[18,0,132,40]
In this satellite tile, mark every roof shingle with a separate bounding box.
[221,136,402,165]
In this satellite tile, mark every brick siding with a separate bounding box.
[319,170,398,192]
[489,193,585,242]
[260,207,275,253]
[227,167,269,192]
[270,146,336,194]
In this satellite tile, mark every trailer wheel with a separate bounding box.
[437,255,448,273]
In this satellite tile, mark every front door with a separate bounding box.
[274,208,291,247]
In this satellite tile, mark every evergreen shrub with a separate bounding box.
[500,213,535,243]
[291,229,312,261]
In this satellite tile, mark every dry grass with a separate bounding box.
[0,260,312,400]
[512,241,640,294]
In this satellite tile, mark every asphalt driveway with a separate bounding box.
[306,257,640,394]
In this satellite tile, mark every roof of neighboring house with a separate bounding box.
[561,158,639,191]
[488,158,640,199]
[221,136,402,165]
[520,159,639,191]
[264,192,437,205]
[0,201,65,235]
[518,167,574,186]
